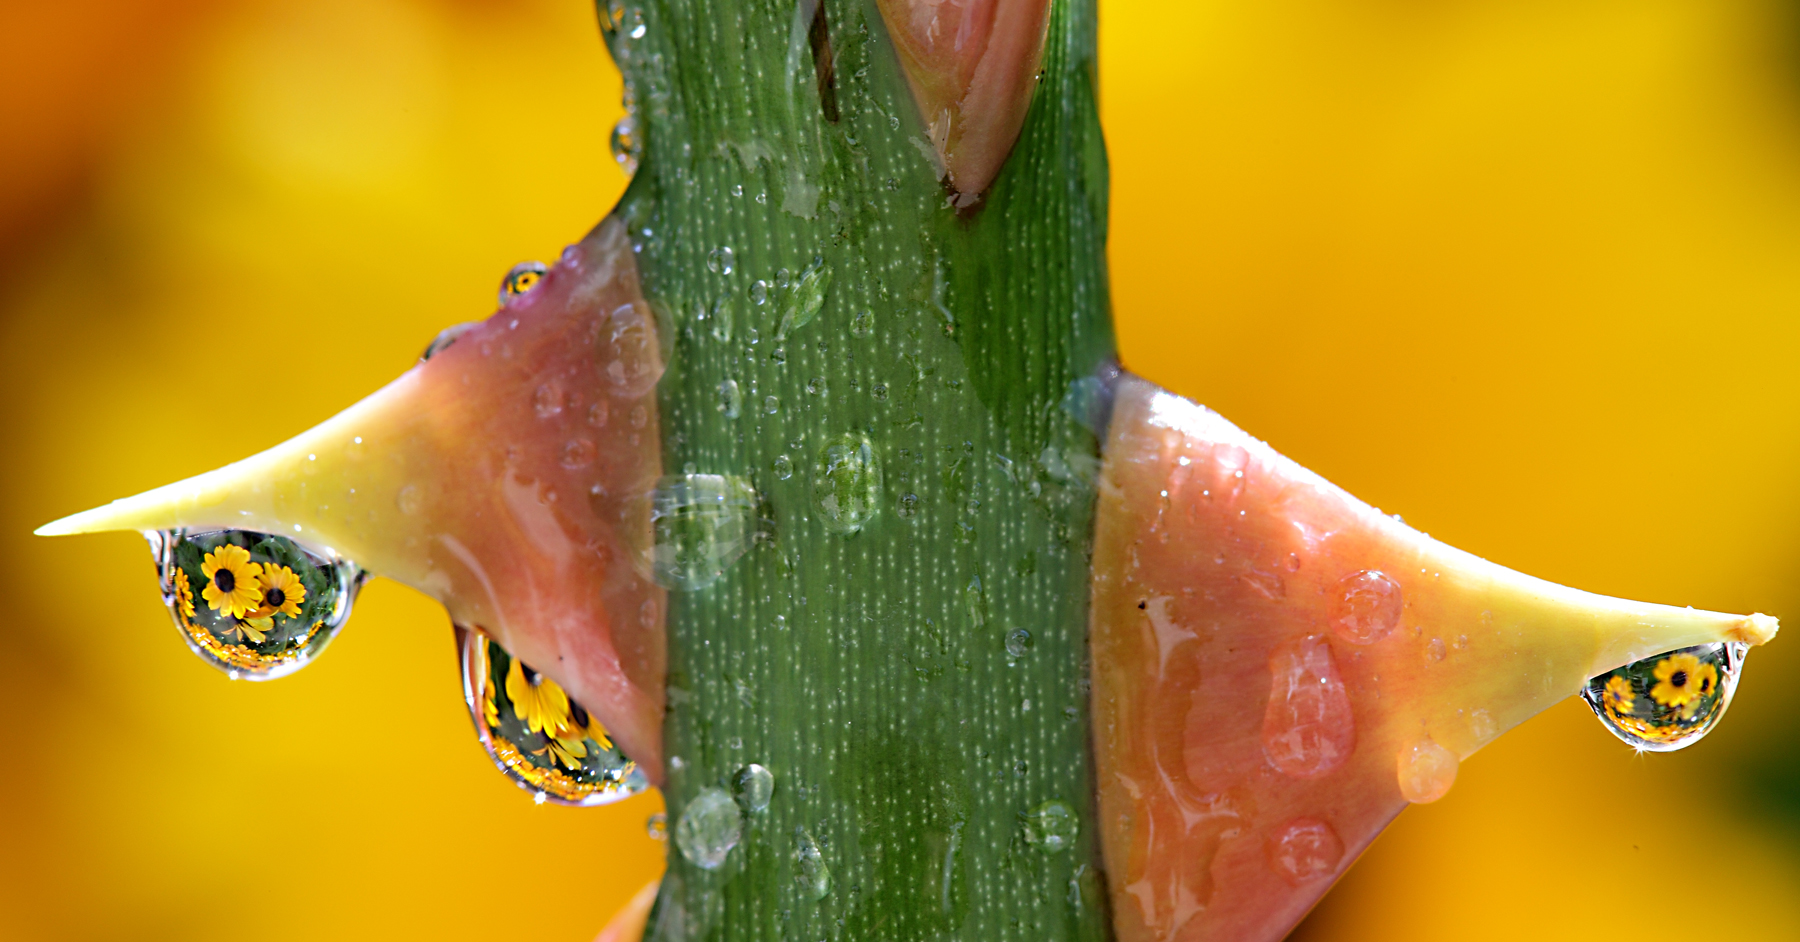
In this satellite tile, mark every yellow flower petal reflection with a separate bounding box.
[1650,652,1706,708]
[200,544,263,618]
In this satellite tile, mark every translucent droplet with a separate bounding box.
[149,529,365,680]
[1581,642,1749,752]
[610,115,641,175]
[1021,799,1078,853]
[850,309,874,337]
[643,474,759,590]
[795,827,831,899]
[1267,817,1343,885]
[776,260,831,340]
[1262,634,1355,778]
[675,787,742,870]
[763,395,780,415]
[1396,737,1458,803]
[805,376,826,396]
[498,261,549,306]
[647,812,668,841]
[707,246,735,275]
[456,625,648,806]
[420,321,479,361]
[599,301,665,397]
[1005,627,1033,658]
[772,454,793,480]
[871,383,888,402]
[749,280,769,306]
[1329,569,1403,645]
[896,492,919,519]
[709,296,734,343]
[717,378,743,419]
[813,432,881,533]
[733,763,775,814]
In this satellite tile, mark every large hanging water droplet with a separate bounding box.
[149,529,364,680]
[813,432,881,533]
[1581,642,1748,752]
[456,626,648,806]
[1021,799,1079,853]
[498,261,548,307]
[641,474,759,590]
[611,115,641,176]
[675,786,742,870]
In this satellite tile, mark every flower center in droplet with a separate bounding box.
[214,569,235,593]
[265,588,286,608]
[1671,670,1688,689]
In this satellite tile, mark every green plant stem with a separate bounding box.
[613,0,1114,937]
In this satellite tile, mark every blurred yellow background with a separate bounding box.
[3,0,1798,939]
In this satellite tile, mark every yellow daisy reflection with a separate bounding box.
[1602,675,1635,715]
[505,658,573,736]
[171,568,196,621]
[1650,652,1706,709]
[571,701,613,751]
[253,564,307,619]
[200,544,263,618]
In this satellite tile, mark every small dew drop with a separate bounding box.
[750,280,769,306]
[642,474,760,590]
[717,378,743,419]
[498,261,549,307]
[647,813,668,841]
[675,787,742,870]
[1005,627,1033,658]
[1267,818,1343,885]
[1397,737,1459,803]
[795,827,832,899]
[707,246,736,275]
[1021,799,1078,853]
[1328,570,1403,645]
[773,454,794,480]
[610,115,641,175]
[733,763,775,813]
[812,432,882,533]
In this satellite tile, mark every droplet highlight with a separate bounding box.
[1396,737,1458,803]
[1267,818,1343,885]
[1021,799,1079,853]
[642,474,759,590]
[1329,569,1402,645]
[675,786,742,870]
[733,763,775,814]
[610,115,641,175]
[812,432,881,533]
[1581,642,1749,752]
[150,529,364,680]
[498,261,549,306]
[456,626,648,806]
[1262,634,1356,779]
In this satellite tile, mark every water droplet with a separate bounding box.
[1262,634,1355,778]
[560,438,596,469]
[773,454,794,480]
[456,625,648,805]
[1021,800,1078,853]
[675,787,742,870]
[647,812,668,841]
[149,529,365,680]
[626,8,646,39]
[396,483,423,516]
[776,260,831,340]
[1328,570,1403,645]
[709,296,734,342]
[1005,627,1033,658]
[534,382,564,417]
[733,763,775,813]
[763,395,780,415]
[806,376,827,396]
[1424,636,1447,662]
[717,378,742,419]
[795,827,832,899]
[731,183,744,197]
[642,474,759,590]
[1285,552,1302,572]
[896,493,919,519]
[1396,737,1458,803]
[599,302,665,397]
[610,115,641,175]
[707,246,735,275]
[812,432,882,533]
[420,321,479,361]
[749,280,769,306]
[498,261,549,306]
[1267,818,1343,885]
[871,383,888,402]
[850,309,874,337]
[1581,642,1749,752]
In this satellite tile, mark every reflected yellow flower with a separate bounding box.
[1602,675,1634,715]
[482,681,500,730]
[1650,652,1705,708]
[252,564,306,619]
[219,615,270,644]
[172,568,196,621]
[537,730,589,770]
[200,544,263,618]
[571,701,613,751]
[505,658,572,736]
